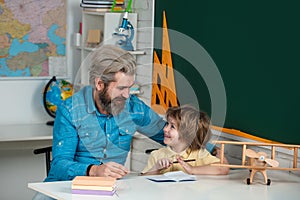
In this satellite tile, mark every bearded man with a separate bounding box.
[45,45,165,181]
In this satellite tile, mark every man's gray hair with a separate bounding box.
[88,45,136,88]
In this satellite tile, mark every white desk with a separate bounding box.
[0,123,52,142]
[0,123,52,150]
[28,169,300,200]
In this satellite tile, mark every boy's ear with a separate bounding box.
[95,78,104,91]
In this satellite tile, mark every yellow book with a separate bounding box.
[72,176,116,187]
[72,184,115,191]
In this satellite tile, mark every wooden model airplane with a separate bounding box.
[210,140,300,185]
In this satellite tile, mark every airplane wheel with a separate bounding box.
[267,179,271,186]
[247,178,251,185]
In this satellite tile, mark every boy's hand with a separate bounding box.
[176,156,193,174]
[155,158,173,170]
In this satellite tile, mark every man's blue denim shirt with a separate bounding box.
[45,86,165,181]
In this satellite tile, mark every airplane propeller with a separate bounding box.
[245,149,279,167]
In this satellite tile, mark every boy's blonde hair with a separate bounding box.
[166,105,212,151]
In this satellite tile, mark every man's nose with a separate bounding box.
[122,88,130,98]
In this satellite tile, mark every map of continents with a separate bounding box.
[0,0,66,77]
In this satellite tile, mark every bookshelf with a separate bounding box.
[80,11,139,85]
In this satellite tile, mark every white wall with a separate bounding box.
[0,79,52,125]
[132,0,155,105]
[0,1,82,199]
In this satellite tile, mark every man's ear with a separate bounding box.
[95,78,104,91]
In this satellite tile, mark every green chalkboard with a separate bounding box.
[154,1,300,144]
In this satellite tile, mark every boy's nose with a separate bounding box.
[163,125,170,132]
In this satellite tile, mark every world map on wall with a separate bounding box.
[0,0,66,77]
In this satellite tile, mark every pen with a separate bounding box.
[173,159,196,163]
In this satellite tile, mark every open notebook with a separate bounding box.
[146,171,196,182]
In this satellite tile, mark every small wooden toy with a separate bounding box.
[245,148,279,185]
[210,140,300,185]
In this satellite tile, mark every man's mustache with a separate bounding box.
[112,97,127,102]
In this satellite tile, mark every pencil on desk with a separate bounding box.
[173,159,196,163]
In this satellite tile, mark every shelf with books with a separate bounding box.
[80,10,138,85]
[80,0,125,12]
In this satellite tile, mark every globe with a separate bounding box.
[43,76,74,124]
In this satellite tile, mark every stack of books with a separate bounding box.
[80,0,124,12]
[72,176,117,196]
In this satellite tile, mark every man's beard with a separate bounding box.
[97,87,127,115]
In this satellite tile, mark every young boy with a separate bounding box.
[141,105,229,175]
